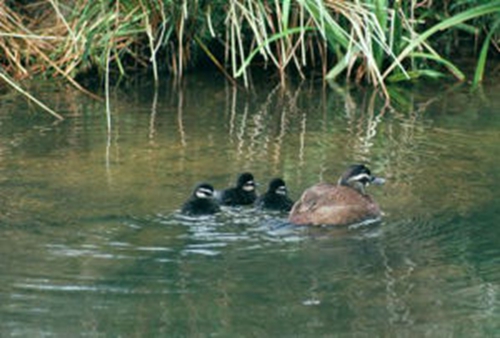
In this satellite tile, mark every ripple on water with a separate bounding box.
[151,206,393,257]
[149,207,312,257]
[13,278,187,295]
[45,243,141,261]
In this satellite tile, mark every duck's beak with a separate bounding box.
[371,176,386,185]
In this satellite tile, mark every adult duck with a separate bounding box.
[288,164,385,226]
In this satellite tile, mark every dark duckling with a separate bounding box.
[181,183,220,216]
[255,178,294,212]
[288,164,385,226]
[217,172,257,206]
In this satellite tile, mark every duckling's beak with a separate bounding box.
[371,176,386,185]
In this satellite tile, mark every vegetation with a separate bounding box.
[1,1,499,117]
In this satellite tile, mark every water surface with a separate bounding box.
[0,75,499,337]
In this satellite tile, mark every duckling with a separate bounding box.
[255,178,294,212]
[181,183,220,216]
[217,172,257,206]
[288,164,385,226]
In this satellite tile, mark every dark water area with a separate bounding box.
[0,74,499,337]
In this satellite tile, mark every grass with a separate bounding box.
[0,0,499,118]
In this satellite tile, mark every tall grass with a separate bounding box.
[1,1,499,117]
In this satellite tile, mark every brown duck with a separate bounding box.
[288,164,385,226]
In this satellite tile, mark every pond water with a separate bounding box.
[0,74,499,337]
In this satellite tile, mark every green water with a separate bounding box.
[0,75,499,337]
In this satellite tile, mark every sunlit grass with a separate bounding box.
[0,0,499,117]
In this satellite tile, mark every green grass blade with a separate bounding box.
[408,52,466,81]
[383,1,500,80]
[373,0,388,68]
[472,18,500,87]
[387,69,446,82]
[282,0,291,28]
[235,26,314,78]
[298,0,349,49]
[325,51,349,80]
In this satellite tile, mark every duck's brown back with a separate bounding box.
[288,183,381,226]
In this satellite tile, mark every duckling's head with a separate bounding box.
[237,172,256,192]
[337,164,385,195]
[194,183,216,199]
[268,178,287,195]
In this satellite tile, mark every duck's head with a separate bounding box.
[337,164,385,195]
[194,183,216,199]
[268,178,287,195]
[237,172,256,192]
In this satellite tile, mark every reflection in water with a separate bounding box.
[299,112,307,171]
[148,86,158,143]
[0,77,499,336]
[177,88,187,148]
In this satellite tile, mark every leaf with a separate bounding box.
[387,69,446,82]
[410,52,465,81]
[472,18,500,87]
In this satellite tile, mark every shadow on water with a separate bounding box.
[0,74,499,336]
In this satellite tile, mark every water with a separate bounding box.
[1,74,499,337]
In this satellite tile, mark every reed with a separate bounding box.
[1,0,499,117]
